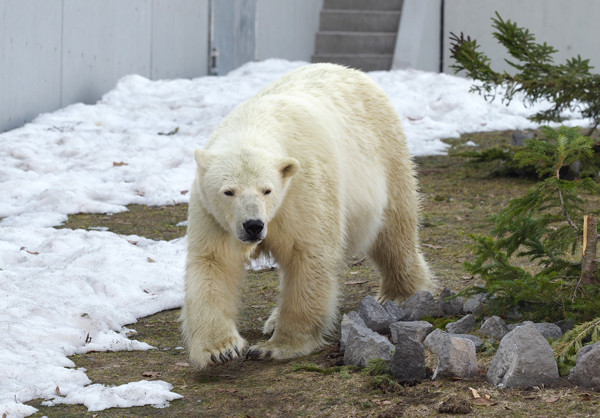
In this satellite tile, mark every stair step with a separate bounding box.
[323,0,403,11]
[311,53,393,71]
[319,10,401,32]
[314,31,397,55]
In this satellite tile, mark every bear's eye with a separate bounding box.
[264,189,271,196]
[224,190,234,197]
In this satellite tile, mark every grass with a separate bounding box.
[26,131,600,417]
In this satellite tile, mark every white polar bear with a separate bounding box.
[181,63,433,368]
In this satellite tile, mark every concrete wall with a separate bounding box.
[210,0,323,75]
[1,0,324,132]
[392,0,442,72]
[255,0,323,63]
[0,0,210,132]
[442,0,600,74]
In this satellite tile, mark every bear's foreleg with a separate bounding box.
[247,250,339,360]
[180,249,248,369]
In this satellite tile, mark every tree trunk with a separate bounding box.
[581,215,599,285]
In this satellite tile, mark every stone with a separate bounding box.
[512,130,535,147]
[480,316,508,340]
[432,336,479,379]
[390,321,433,344]
[568,342,600,389]
[554,318,575,334]
[438,287,463,316]
[389,333,426,380]
[343,325,394,368]
[357,295,394,334]
[340,311,368,351]
[382,300,405,321]
[451,334,484,352]
[446,314,476,334]
[423,329,451,354]
[533,322,563,340]
[507,320,534,331]
[401,291,443,320]
[463,293,487,314]
[487,324,559,388]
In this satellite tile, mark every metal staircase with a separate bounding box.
[311,0,403,71]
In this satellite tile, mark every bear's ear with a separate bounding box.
[278,157,300,179]
[194,149,212,170]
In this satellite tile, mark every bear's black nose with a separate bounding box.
[243,219,264,237]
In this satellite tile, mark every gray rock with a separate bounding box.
[446,314,476,334]
[533,322,563,340]
[390,321,433,344]
[423,329,451,354]
[340,311,368,351]
[487,324,559,388]
[507,320,534,331]
[568,343,600,389]
[480,316,508,340]
[343,325,394,368]
[390,333,426,380]
[358,295,394,334]
[512,130,535,147]
[401,291,443,320]
[451,334,484,351]
[438,287,463,316]
[505,306,524,321]
[383,300,405,321]
[463,293,487,314]
[554,318,575,334]
[432,336,479,380]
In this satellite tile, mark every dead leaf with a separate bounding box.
[471,398,496,406]
[344,280,367,286]
[55,386,63,396]
[127,239,139,245]
[423,243,443,250]
[180,190,189,195]
[142,371,161,379]
[147,257,155,263]
[469,387,481,398]
[112,161,128,167]
[176,362,190,367]
[544,395,560,404]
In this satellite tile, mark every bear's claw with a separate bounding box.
[208,346,241,366]
[245,348,272,360]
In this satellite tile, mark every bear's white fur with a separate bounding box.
[181,63,433,368]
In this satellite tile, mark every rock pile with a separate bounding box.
[340,289,600,389]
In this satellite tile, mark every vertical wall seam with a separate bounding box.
[60,0,64,106]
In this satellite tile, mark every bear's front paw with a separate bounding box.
[189,334,248,369]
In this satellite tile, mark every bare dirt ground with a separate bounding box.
[28,131,600,417]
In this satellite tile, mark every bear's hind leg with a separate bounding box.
[369,204,434,303]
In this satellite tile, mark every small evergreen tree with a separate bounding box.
[464,126,600,321]
[449,12,600,135]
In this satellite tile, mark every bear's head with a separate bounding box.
[194,148,299,244]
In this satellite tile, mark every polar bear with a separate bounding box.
[181,63,433,368]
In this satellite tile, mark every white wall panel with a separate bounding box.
[0,0,62,131]
[61,0,152,105]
